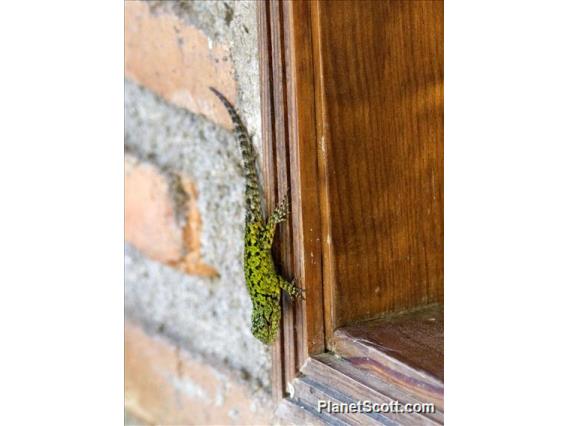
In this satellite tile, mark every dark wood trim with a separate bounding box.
[310,0,337,350]
[258,0,327,401]
[256,0,283,401]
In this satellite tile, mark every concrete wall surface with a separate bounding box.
[124,2,274,424]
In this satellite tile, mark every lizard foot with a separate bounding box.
[281,278,305,301]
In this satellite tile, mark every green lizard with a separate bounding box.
[210,87,303,344]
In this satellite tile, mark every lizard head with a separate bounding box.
[251,304,281,345]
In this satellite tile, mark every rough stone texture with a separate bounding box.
[124,80,270,387]
[124,0,271,403]
[125,155,218,276]
[125,321,273,426]
[146,0,263,145]
[125,0,237,128]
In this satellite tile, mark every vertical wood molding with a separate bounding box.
[256,0,284,401]
[309,0,337,349]
[258,0,327,400]
[286,0,327,360]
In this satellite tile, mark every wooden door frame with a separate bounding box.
[257,1,443,423]
[258,0,326,400]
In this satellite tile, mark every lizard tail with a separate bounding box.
[209,87,263,221]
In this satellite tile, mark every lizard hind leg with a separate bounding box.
[278,276,305,300]
[263,195,290,249]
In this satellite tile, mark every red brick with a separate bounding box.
[176,176,219,277]
[125,1,236,128]
[125,156,218,277]
[125,321,273,425]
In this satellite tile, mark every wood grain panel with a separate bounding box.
[315,0,444,329]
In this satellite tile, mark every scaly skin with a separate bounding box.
[210,87,303,344]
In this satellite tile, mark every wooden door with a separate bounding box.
[258,1,444,423]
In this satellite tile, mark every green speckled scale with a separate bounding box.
[210,88,303,344]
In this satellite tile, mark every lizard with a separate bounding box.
[210,87,303,344]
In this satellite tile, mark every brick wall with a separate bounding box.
[124,2,273,424]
